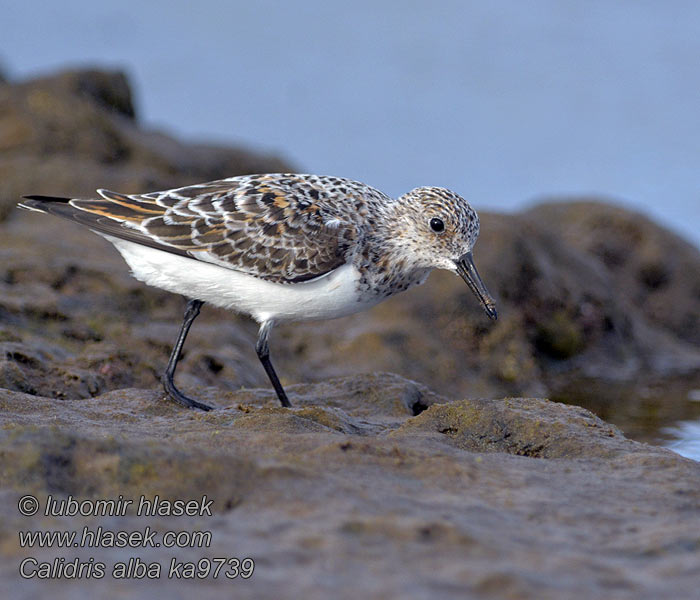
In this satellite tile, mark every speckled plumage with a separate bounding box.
[19,173,495,410]
[23,173,481,299]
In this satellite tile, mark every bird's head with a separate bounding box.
[390,186,497,320]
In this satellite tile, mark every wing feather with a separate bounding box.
[23,174,381,284]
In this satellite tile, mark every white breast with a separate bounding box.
[103,236,383,324]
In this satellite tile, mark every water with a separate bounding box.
[1,0,699,455]
[554,378,700,461]
[664,421,700,462]
[2,0,700,249]
[664,388,700,461]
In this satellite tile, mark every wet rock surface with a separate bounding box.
[1,68,700,598]
[0,374,700,598]
[1,378,699,599]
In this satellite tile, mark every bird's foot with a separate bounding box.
[162,375,212,411]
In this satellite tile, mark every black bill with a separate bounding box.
[455,252,498,320]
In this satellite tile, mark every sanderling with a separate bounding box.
[19,173,497,411]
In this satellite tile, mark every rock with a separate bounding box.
[0,68,294,221]
[1,375,698,599]
[394,396,631,458]
[526,201,700,349]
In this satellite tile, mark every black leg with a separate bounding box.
[256,321,291,407]
[161,299,212,411]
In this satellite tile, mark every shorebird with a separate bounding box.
[19,173,497,411]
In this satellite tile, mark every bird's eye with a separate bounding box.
[429,217,445,233]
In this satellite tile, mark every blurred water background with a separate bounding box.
[2,1,699,458]
[2,0,699,248]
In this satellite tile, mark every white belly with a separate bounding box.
[103,236,383,324]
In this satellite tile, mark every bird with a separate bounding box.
[19,173,497,411]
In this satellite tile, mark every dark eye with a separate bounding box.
[429,217,445,233]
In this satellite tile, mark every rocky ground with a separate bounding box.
[1,68,699,599]
[1,377,699,600]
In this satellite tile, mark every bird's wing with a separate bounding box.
[22,174,376,283]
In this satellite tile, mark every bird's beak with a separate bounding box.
[454,252,498,320]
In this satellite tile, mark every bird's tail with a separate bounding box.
[18,195,73,214]
[18,193,191,258]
